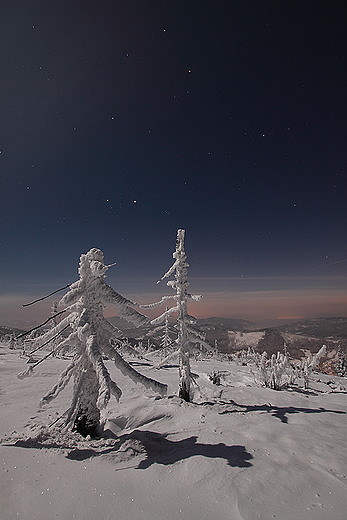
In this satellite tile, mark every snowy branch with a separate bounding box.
[139,295,173,309]
[104,343,167,396]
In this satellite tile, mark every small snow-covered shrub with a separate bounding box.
[209,371,221,385]
[297,345,327,389]
[253,351,293,390]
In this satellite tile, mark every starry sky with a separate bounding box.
[1,1,347,328]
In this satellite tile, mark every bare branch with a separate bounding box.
[22,284,71,307]
[16,309,67,339]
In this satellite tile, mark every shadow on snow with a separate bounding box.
[3,429,253,469]
[66,430,253,468]
[216,400,346,424]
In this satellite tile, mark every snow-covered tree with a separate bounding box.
[51,301,58,326]
[161,307,172,349]
[300,345,327,389]
[335,347,347,377]
[141,230,204,402]
[18,248,167,437]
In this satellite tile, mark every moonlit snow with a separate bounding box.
[1,343,347,520]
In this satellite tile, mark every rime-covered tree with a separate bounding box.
[161,307,172,349]
[18,248,167,437]
[51,301,58,326]
[300,345,326,389]
[141,230,205,402]
[335,347,347,377]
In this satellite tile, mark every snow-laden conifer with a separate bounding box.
[300,345,326,389]
[141,230,203,401]
[18,248,167,437]
[161,307,172,349]
[335,347,347,377]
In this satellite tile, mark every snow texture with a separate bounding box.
[1,344,347,520]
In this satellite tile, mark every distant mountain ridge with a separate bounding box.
[194,317,253,330]
[203,317,347,358]
[276,317,347,338]
[103,316,347,359]
[2,317,347,361]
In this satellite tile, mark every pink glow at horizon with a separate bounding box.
[185,289,347,321]
[2,287,346,330]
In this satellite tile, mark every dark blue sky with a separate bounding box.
[1,1,347,327]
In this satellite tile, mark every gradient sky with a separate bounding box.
[1,1,347,329]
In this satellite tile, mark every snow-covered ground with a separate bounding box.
[1,343,347,520]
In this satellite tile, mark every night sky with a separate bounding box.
[1,1,347,328]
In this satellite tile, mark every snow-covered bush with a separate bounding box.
[237,347,260,366]
[18,248,167,437]
[251,345,327,391]
[253,351,293,390]
[298,345,327,389]
[209,371,221,385]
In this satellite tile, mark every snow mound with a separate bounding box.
[1,426,112,452]
[1,425,147,465]
[103,401,172,435]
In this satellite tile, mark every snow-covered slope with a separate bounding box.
[1,343,347,520]
[228,330,266,349]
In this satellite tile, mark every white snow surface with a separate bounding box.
[1,343,347,520]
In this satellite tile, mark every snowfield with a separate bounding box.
[228,330,266,349]
[1,343,347,520]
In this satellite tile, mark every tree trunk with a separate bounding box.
[178,379,190,402]
[73,362,100,438]
[178,357,191,402]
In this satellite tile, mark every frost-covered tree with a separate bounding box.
[161,307,172,349]
[300,345,327,389]
[49,301,59,354]
[51,301,58,326]
[141,230,205,402]
[18,248,167,437]
[335,347,347,377]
